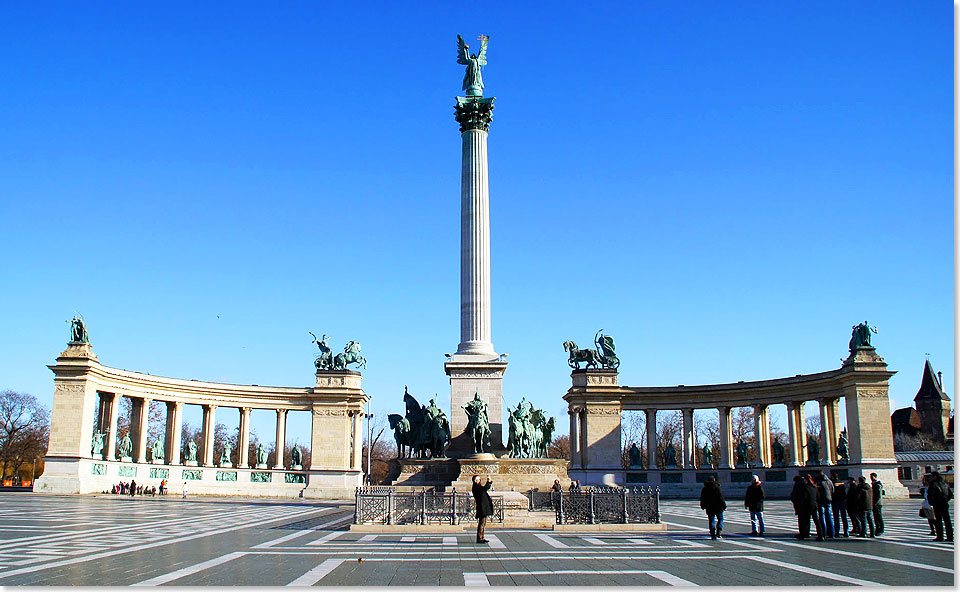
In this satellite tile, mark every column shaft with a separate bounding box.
[645,409,659,470]
[457,127,494,355]
[718,406,734,469]
[239,408,251,468]
[787,401,806,466]
[105,394,121,460]
[274,409,287,469]
[818,399,833,464]
[568,409,579,468]
[681,408,695,468]
[134,398,151,463]
[165,402,183,465]
[202,405,217,467]
[753,404,770,467]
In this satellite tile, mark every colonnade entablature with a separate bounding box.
[36,340,369,498]
[563,346,909,498]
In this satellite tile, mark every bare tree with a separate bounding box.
[116,398,166,448]
[805,415,821,440]
[362,414,395,484]
[548,434,570,459]
[894,432,948,452]
[656,411,682,467]
[0,391,50,484]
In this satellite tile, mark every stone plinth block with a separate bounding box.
[445,358,507,457]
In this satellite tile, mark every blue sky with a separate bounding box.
[0,3,952,445]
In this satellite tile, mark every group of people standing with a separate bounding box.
[790,472,885,540]
[109,479,171,497]
[699,471,951,541]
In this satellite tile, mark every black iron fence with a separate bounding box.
[526,486,660,524]
[354,487,504,525]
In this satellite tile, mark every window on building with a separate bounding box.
[925,465,932,474]
[899,466,913,480]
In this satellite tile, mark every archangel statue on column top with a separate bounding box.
[457,34,489,97]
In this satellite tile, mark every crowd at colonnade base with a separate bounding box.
[107,479,177,497]
[697,470,953,542]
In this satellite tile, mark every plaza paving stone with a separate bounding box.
[0,493,951,586]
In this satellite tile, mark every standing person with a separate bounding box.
[870,473,885,535]
[927,471,953,542]
[182,481,188,500]
[857,476,875,537]
[804,474,825,541]
[790,476,808,539]
[817,471,835,538]
[472,475,493,544]
[551,480,562,493]
[920,475,937,535]
[699,476,727,539]
[845,477,861,536]
[832,475,849,537]
[129,479,137,497]
[744,475,765,536]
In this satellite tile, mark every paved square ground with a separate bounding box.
[0,494,951,586]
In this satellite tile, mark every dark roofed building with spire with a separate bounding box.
[891,360,953,448]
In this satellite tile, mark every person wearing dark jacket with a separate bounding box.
[832,477,849,537]
[927,471,953,542]
[472,475,494,544]
[699,477,727,539]
[744,475,765,536]
[845,477,861,536]
[856,476,875,537]
[817,471,835,538]
[791,475,822,540]
[870,473,884,535]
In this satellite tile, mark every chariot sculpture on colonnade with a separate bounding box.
[563,330,619,370]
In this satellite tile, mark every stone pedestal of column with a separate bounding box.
[302,370,369,499]
[444,358,508,456]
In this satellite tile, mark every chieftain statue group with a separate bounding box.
[389,388,453,458]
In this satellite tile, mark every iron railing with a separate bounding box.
[354,487,504,525]
[525,486,660,524]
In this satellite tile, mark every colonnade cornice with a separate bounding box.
[51,359,369,410]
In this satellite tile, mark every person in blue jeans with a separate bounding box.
[817,470,835,538]
[700,476,727,539]
[744,474,765,536]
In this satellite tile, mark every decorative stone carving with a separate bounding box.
[313,409,348,416]
[455,97,495,132]
[586,407,621,415]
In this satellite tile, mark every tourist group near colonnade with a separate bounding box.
[33,34,919,503]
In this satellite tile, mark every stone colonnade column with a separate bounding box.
[165,401,183,464]
[134,398,151,463]
[238,407,251,468]
[753,404,771,467]
[568,408,580,469]
[274,409,287,469]
[818,398,837,465]
[718,406,733,469]
[352,411,364,470]
[786,401,805,466]
[105,393,121,460]
[201,405,217,467]
[645,408,659,470]
[578,409,587,467]
[681,408,695,468]
[825,397,840,461]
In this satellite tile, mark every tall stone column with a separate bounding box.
[201,405,217,467]
[104,393,121,461]
[681,408,695,468]
[352,411,364,470]
[446,94,507,456]
[753,404,771,467]
[165,401,182,465]
[818,399,833,465]
[718,406,734,469]
[133,398,151,463]
[238,407,251,468]
[646,408,659,470]
[787,401,805,466]
[568,407,580,469]
[274,409,287,469]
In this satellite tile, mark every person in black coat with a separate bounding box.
[832,477,849,537]
[856,476,875,537]
[870,473,885,535]
[791,475,822,540]
[845,477,861,535]
[472,475,494,544]
[927,471,953,542]
[699,477,727,539]
[744,475,765,536]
